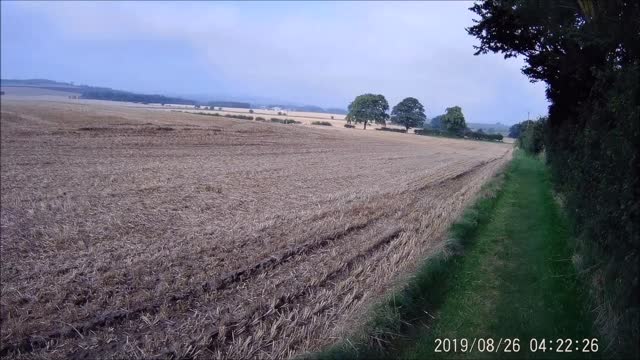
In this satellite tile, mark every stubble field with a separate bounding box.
[0,99,511,359]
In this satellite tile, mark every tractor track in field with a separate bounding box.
[0,100,512,359]
[1,151,509,358]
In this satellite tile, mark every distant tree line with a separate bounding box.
[469,1,639,356]
[507,120,534,139]
[81,89,195,105]
[422,106,502,141]
[509,118,547,155]
[207,101,251,109]
[345,94,502,141]
[266,104,348,114]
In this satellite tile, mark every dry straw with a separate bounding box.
[0,100,512,359]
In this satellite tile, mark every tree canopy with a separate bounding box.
[429,114,446,130]
[442,106,467,134]
[468,1,640,355]
[81,89,195,105]
[390,97,426,130]
[518,117,546,154]
[346,94,389,129]
[508,120,534,138]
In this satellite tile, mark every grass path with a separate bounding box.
[401,152,595,359]
[315,152,597,359]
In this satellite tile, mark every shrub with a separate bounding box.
[414,128,451,137]
[270,118,300,124]
[344,124,356,129]
[255,117,266,122]
[465,129,504,142]
[223,114,254,120]
[518,117,546,154]
[249,109,254,114]
[191,112,220,117]
[376,127,406,133]
[311,121,332,126]
[468,4,640,353]
[415,128,503,142]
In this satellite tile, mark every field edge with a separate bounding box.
[307,151,512,359]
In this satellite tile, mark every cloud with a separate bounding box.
[2,1,548,123]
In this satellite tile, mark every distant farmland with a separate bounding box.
[0,100,511,358]
[0,85,80,97]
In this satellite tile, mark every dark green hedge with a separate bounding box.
[376,127,406,133]
[467,2,639,355]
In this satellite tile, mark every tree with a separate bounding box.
[390,97,426,130]
[442,106,467,134]
[508,123,521,138]
[346,94,389,129]
[249,109,254,114]
[468,1,640,356]
[508,120,534,139]
[430,114,446,130]
[518,117,546,154]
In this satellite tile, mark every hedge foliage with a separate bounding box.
[469,2,639,355]
[517,117,546,155]
[270,118,300,124]
[376,127,407,133]
[415,128,503,142]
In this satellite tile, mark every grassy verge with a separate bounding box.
[313,151,595,359]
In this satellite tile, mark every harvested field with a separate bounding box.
[0,100,512,359]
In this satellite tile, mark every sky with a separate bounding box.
[1,1,549,124]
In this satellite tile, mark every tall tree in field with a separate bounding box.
[346,94,389,129]
[442,106,467,134]
[390,97,427,130]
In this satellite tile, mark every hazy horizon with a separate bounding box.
[1,1,549,124]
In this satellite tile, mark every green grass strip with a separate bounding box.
[312,151,595,360]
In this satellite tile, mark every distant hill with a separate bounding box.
[2,79,82,93]
[208,101,251,109]
[82,89,195,105]
[325,107,348,115]
[265,103,347,114]
[2,79,196,105]
[1,78,347,114]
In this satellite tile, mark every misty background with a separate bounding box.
[1,1,549,124]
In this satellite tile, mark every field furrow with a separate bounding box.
[0,100,512,359]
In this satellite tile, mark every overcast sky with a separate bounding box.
[1,1,548,124]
